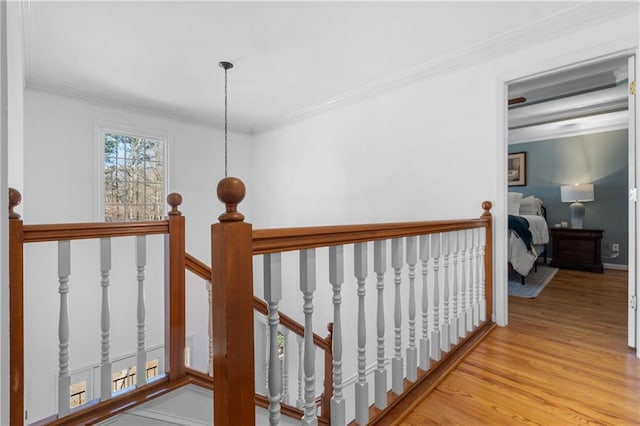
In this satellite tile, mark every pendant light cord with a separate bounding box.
[219,61,233,178]
[224,66,229,178]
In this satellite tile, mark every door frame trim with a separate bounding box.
[495,44,638,332]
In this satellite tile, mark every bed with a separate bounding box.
[508,193,549,279]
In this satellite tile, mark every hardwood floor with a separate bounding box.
[398,269,640,425]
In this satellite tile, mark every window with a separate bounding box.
[103,132,165,222]
[69,381,87,408]
[111,359,160,392]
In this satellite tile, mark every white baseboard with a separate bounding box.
[603,263,628,271]
[542,258,628,272]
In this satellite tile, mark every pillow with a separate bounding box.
[520,195,543,215]
[520,196,542,215]
[507,192,523,215]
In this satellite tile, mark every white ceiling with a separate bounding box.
[23,1,637,134]
[507,55,630,144]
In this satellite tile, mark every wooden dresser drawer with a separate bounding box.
[550,228,603,273]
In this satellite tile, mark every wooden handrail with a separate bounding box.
[253,295,331,351]
[185,252,210,281]
[252,218,487,255]
[185,251,332,351]
[22,220,169,243]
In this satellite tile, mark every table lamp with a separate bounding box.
[560,183,594,229]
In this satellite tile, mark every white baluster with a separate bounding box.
[100,238,112,401]
[329,245,346,425]
[480,227,487,322]
[282,328,290,405]
[207,280,213,377]
[136,235,147,387]
[300,249,317,426]
[466,229,474,333]
[418,235,430,371]
[440,233,450,353]
[406,236,418,382]
[430,234,441,362]
[296,334,304,409]
[58,240,71,416]
[449,232,459,346]
[458,231,467,338]
[354,242,369,425]
[391,238,404,394]
[373,240,387,409]
[264,253,282,425]
[265,326,270,395]
[473,228,481,327]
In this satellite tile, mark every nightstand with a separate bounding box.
[550,228,604,273]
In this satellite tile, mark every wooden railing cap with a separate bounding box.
[167,192,183,216]
[482,201,492,216]
[217,177,245,222]
[8,188,21,220]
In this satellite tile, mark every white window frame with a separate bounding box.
[94,121,170,222]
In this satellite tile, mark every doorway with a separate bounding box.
[504,55,637,350]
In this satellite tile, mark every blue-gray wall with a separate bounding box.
[509,129,628,265]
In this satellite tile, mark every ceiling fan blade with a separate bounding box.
[508,97,527,105]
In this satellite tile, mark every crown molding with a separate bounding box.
[26,79,253,135]
[255,1,638,134]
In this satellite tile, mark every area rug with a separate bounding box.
[508,264,559,298]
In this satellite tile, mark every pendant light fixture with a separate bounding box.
[216,60,245,223]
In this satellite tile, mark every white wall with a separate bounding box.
[22,89,253,420]
[8,0,24,195]
[0,1,9,423]
[23,89,254,253]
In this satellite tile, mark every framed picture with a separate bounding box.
[508,152,526,186]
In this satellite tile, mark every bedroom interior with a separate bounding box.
[2,1,640,425]
[506,58,631,310]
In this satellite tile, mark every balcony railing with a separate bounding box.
[7,177,494,425]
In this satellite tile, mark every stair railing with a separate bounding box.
[8,189,187,425]
[212,177,493,425]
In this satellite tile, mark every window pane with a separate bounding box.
[145,161,163,184]
[104,132,165,222]
[147,140,162,162]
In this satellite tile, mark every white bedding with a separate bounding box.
[519,214,549,245]
[509,214,549,276]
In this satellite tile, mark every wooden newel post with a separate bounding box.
[212,177,255,425]
[481,201,493,322]
[8,188,24,426]
[166,192,186,381]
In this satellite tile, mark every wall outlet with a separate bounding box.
[612,243,620,252]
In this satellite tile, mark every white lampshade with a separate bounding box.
[560,183,594,203]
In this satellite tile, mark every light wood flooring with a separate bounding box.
[398,268,640,425]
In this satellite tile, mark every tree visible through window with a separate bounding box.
[104,132,165,222]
